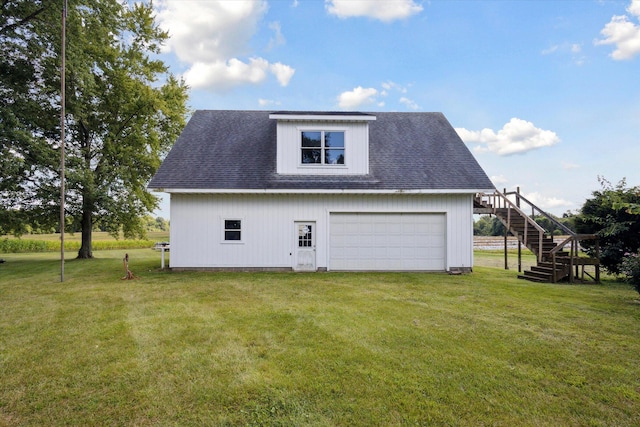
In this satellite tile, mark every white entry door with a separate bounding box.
[294,222,316,271]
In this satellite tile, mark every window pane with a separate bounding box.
[325,149,345,165]
[325,132,344,148]
[302,149,321,164]
[298,225,312,247]
[301,131,321,147]
[224,220,241,241]
[225,220,241,230]
[225,230,241,240]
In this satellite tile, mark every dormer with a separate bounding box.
[269,111,376,175]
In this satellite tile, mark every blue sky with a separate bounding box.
[152,0,640,217]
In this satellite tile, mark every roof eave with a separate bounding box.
[149,188,495,195]
[269,113,376,121]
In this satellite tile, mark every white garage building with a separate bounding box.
[148,111,494,272]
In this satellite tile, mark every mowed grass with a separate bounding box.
[1,249,639,426]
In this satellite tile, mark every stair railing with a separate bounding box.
[549,234,600,283]
[504,191,575,236]
[504,190,600,283]
[476,191,546,261]
[476,190,601,283]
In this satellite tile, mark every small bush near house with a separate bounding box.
[620,252,640,294]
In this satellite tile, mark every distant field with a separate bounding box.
[0,231,170,254]
[0,231,170,242]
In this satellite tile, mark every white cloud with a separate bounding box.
[595,0,640,60]
[258,98,281,107]
[541,45,559,55]
[381,81,408,94]
[270,62,296,86]
[184,58,270,90]
[523,192,573,210]
[155,0,295,91]
[325,0,423,22]
[156,0,266,63]
[541,42,585,65]
[455,118,560,156]
[267,22,286,50]
[490,175,508,186]
[337,86,378,109]
[399,97,420,110]
[337,81,416,109]
[562,162,580,170]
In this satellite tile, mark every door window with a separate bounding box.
[298,224,313,247]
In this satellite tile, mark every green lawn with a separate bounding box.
[1,249,639,426]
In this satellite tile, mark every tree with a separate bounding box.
[575,178,640,274]
[1,1,53,236]
[473,216,505,236]
[138,215,168,232]
[0,0,188,258]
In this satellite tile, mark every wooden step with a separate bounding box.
[518,272,550,282]
[530,265,557,274]
[520,269,553,281]
[520,261,570,283]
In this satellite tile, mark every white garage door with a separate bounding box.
[329,213,446,271]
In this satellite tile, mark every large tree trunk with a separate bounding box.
[77,194,93,259]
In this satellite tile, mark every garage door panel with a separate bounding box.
[330,213,445,271]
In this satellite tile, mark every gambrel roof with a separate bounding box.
[148,110,494,192]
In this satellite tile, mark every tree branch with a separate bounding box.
[0,5,47,36]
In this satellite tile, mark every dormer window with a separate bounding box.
[301,131,345,165]
[270,112,375,175]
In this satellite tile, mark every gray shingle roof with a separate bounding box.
[148,110,495,191]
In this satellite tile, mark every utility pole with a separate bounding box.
[60,0,67,282]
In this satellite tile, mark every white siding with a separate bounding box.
[169,193,475,271]
[275,121,369,175]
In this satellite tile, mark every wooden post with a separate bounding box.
[60,0,67,282]
[595,239,600,283]
[569,240,575,283]
[122,253,135,280]
[504,228,509,270]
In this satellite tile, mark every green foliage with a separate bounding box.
[0,238,51,253]
[142,215,169,232]
[474,212,575,237]
[0,0,189,258]
[575,177,640,274]
[473,216,505,236]
[531,213,576,236]
[620,252,640,295]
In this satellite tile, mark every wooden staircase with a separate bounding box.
[474,191,600,283]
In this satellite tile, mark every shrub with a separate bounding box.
[620,252,640,295]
